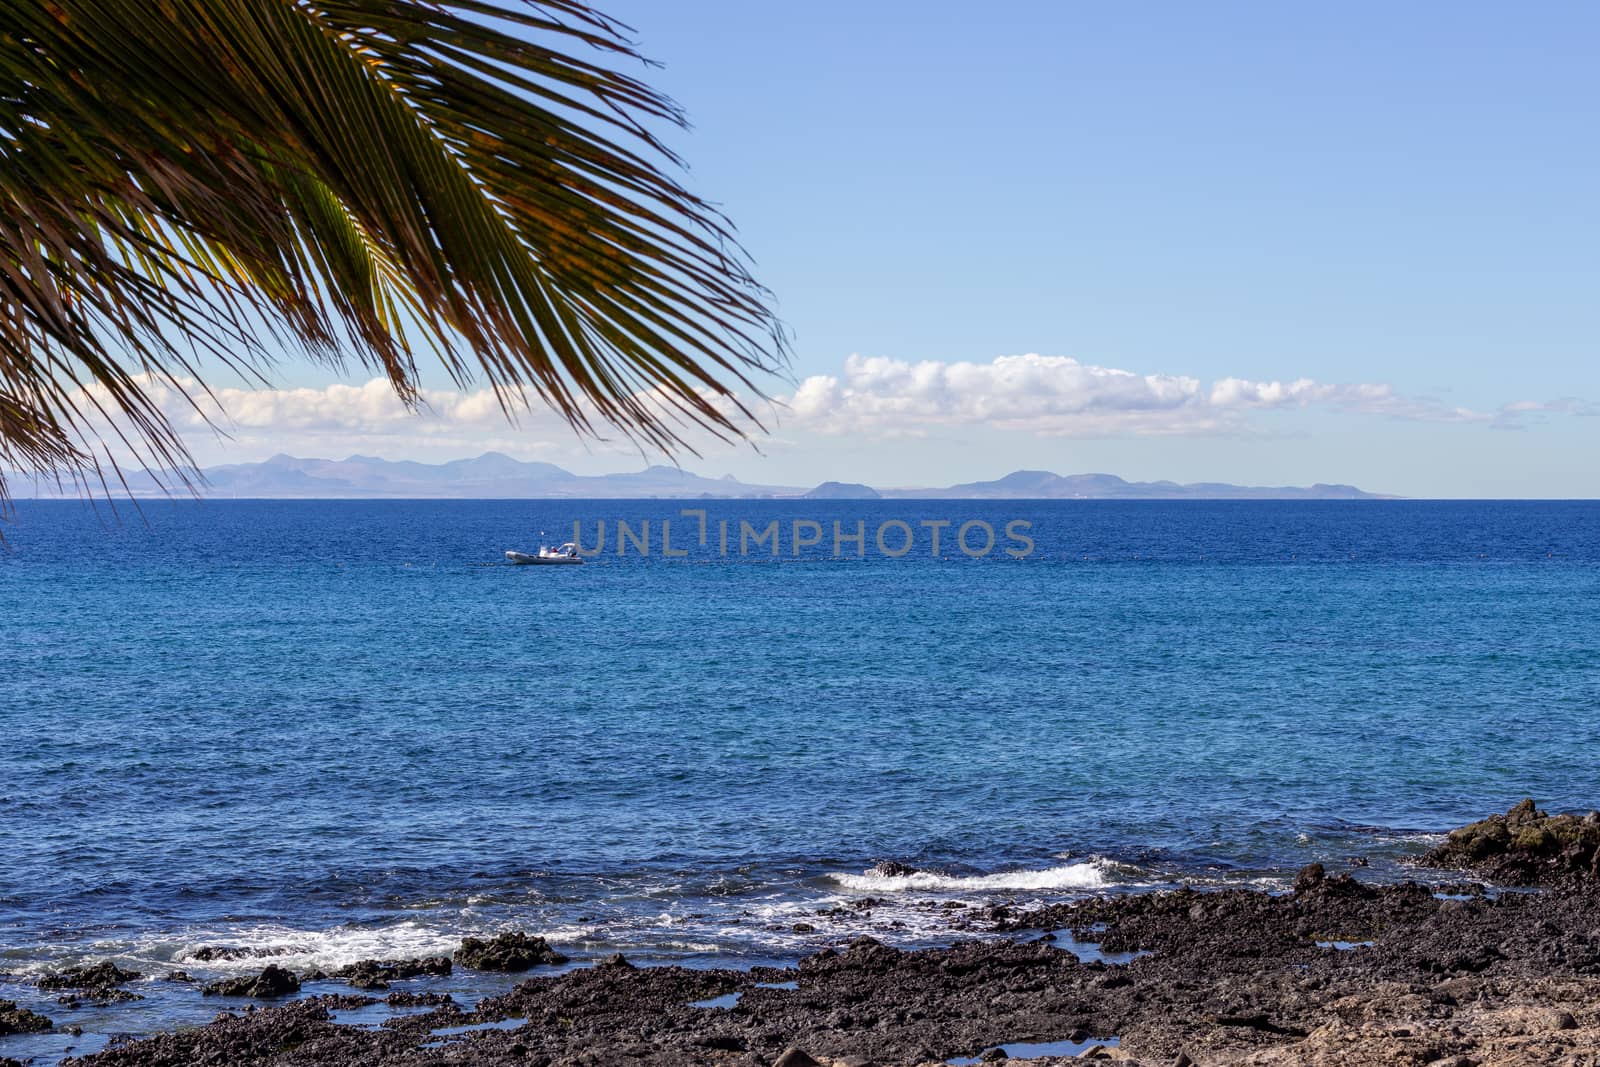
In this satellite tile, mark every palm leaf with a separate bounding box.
[0,0,785,501]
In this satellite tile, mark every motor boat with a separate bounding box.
[506,542,584,565]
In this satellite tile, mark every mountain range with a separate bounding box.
[9,453,1387,500]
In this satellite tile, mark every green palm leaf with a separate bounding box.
[0,0,785,500]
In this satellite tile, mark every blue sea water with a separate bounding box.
[3,498,1599,1055]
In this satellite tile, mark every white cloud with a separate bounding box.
[46,352,1590,474]
[776,353,1574,437]
[53,369,790,475]
[194,378,547,438]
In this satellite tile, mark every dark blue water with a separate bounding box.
[3,499,1598,1055]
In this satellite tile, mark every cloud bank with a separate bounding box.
[50,352,1589,474]
[781,353,1583,437]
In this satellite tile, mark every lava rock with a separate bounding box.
[1422,799,1600,884]
[318,993,380,1010]
[868,860,919,878]
[453,932,567,972]
[38,960,144,1006]
[1293,862,1327,892]
[56,987,143,1007]
[187,946,256,962]
[200,965,301,999]
[37,960,142,991]
[773,1048,825,1067]
[386,990,453,1007]
[0,1000,53,1036]
[332,956,451,990]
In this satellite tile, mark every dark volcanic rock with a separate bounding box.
[38,961,142,991]
[39,961,144,1006]
[331,956,451,990]
[200,965,301,998]
[1292,861,1328,892]
[0,1000,53,1036]
[65,998,340,1066]
[867,860,920,878]
[453,931,567,972]
[384,990,453,1007]
[186,946,262,962]
[51,880,1600,1066]
[1421,798,1600,884]
[318,993,380,1011]
[56,988,142,1007]
[51,805,1600,1066]
[772,1048,825,1067]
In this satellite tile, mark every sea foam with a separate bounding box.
[829,860,1110,894]
[170,921,464,974]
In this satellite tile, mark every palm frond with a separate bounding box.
[0,0,785,501]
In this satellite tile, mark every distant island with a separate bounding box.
[805,481,883,500]
[11,452,1389,500]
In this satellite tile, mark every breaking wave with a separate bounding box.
[829,860,1112,894]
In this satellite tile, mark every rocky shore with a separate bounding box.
[8,802,1600,1067]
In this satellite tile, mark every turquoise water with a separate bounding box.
[2,499,1598,1049]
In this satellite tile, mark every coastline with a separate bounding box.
[6,803,1598,1067]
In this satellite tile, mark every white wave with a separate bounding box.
[1371,832,1448,846]
[829,861,1110,894]
[168,921,464,974]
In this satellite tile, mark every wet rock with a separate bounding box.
[453,931,567,972]
[385,990,453,1007]
[1422,799,1600,884]
[868,860,919,878]
[45,838,1600,1067]
[164,971,194,983]
[331,956,451,989]
[318,993,379,1010]
[200,965,301,998]
[57,987,142,1007]
[38,960,142,991]
[1293,862,1327,892]
[186,946,258,962]
[39,961,144,1007]
[1292,861,1371,900]
[792,922,817,933]
[0,1000,53,1035]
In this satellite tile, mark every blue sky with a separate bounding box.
[187,1,1599,495]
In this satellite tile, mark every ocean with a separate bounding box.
[3,498,1598,1058]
